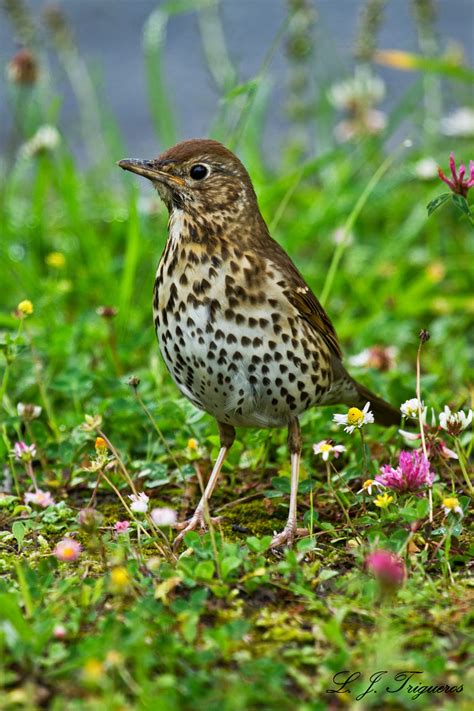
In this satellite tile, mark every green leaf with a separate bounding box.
[451,194,472,217]
[221,556,242,579]
[12,522,26,550]
[246,535,272,553]
[0,593,31,641]
[427,192,450,216]
[416,498,429,517]
[223,79,259,101]
[194,560,215,581]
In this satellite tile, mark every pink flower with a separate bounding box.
[114,520,130,534]
[54,538,82,562]
[24,489,55,508]
[365,549,406,588]
[376,449,434,492]
[53,624,67,640]
[12,441,36,462]
[438,152,474,197]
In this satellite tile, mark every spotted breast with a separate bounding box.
[152,207,340,429]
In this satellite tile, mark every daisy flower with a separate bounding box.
[441,497,463,517]
[24,489,55,508]
[54,538,82,562]
[357,479,385,495]
[313,440,346,461]
[333,402,374,434]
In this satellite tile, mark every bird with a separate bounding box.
[118,139,401,549]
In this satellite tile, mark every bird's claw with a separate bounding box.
[172,511,221,551]
[269,526,308,549]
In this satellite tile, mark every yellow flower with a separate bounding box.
[110,566,130,592]
[83,658,104,683]
[95,436,108,453]
[187,438,198,451]
[374,493,394,508]
[45,251,66,268]
[17,300,33,316]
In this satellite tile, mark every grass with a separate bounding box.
[0,2,473,709]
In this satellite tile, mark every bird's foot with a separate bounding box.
[172,509,221,551]
[269,525,308,549]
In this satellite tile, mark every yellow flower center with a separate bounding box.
[363,479,374,489]
[442,497,460,510]
[320,443,332,452]
[347,407,364,425]
[61,545,76,559]
[187,438,198,451]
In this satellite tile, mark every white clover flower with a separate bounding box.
[439,406,473,437]
[20,125,61,159]
[17,402,42,421]
[313,440,346,461]
[328,66,385,110]
[357,479,385,496]
[150,507,177,526]
[24,489,55,507]
[440,107,474,137]
[12,441,36,462]
[441,497,464,517]
[400,398,427,421]
[413,157,438,180]
[333,402,374,434]
[128,492,149,514]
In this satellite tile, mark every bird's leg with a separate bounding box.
[270,418,308,549]
[173,422,235,550]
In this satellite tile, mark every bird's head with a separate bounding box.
[118,139,258,217]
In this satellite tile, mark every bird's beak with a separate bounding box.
[117,159,185,186]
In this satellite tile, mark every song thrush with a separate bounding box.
[118,139,401,549]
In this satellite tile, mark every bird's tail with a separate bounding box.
[351,379,401,428]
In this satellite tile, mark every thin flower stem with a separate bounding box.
[97,429,138,496]
[133,393,185,481]
[326,462,358,537]
[26,461,38,490]
[454,440,474,496]
[416,339,433,523]
[359,428,368,476]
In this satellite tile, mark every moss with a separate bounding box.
[220,499,286,539]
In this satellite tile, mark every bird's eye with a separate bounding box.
[190,164,209,180]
